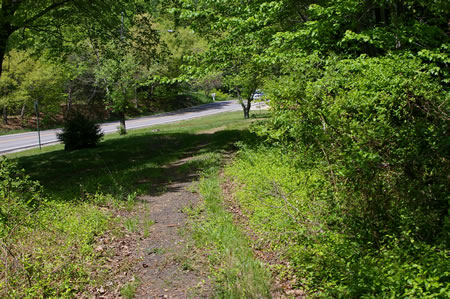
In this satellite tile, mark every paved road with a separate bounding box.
[0,100,258,154]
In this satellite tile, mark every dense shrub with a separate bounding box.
[57,113,104,151]
[228,53,450,295]
[264,54,449,245]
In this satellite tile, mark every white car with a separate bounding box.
[251,90,264,100]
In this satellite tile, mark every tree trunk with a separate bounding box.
[2,106,7,125]
[0,27,8,81]
[119,112,127,135]
[0,8,15,82]
[243,107,249,119]
[241,99,251,119]
[20,103,26,122]
[148,84,155,99]
[87,86,97,106]
[134,86,138,109]
[65,85,72,119]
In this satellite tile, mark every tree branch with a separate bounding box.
[20,0,74,28]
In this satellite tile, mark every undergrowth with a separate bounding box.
[225,145,450,297]
[0,159,136,297]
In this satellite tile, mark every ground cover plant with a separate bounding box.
[1,111,260,297]
[186,152,272,298]
[226,144,449,296]
[0,159,113,297]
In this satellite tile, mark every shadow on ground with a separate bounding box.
[14,128,256,201]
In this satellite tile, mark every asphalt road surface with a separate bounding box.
[0,100,267,154]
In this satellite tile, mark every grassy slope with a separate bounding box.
[1,111,272,297]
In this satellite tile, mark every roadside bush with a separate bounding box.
[210,89,232,101]
[264,54,449,245]
[57,113,104,151]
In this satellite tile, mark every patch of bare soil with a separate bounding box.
[134,187,209,297]
[196,126,227,135]
[0,116,34,131]
[89,152,212,298]
[134,156,212,298]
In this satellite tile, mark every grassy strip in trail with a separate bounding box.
[185,153,271,298]
[1,111,268,297]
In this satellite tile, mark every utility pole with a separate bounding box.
[34,101,41,150]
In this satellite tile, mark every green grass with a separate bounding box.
[0,128,34,136]
[1,199,112,298]
[188,153,272,298]
[1,110,269,297]
[225,145,450,297]
[120,278,140,299]
[8,111,266,202]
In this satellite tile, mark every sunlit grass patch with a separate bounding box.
[189,155,272,298]
[225,145,450,297]
[120,277,140,299]
[1,200,111,297]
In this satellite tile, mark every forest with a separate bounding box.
[0,0,225,134]
[1,0,449,297]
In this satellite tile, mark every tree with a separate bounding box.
[175,0,278,118]
[0,0,133,124]
[93,13,164,135]
[194,71,223,96]
[94,44,139,135]
[0,0,129,80]
[0,49,64,125]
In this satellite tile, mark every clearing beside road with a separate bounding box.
[2,111,284,298]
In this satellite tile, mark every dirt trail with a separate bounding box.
[131,155,211,298]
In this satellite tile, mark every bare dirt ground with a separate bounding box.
[133,166,211,298]
[89,152,212,299]
[89,153,302,298]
